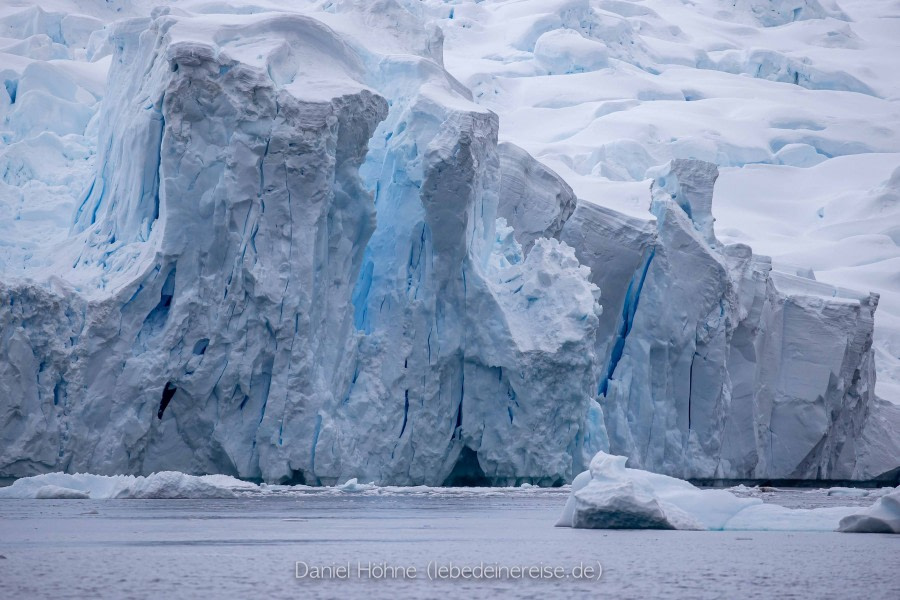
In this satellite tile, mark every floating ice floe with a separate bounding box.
[335,478,378,493]
[838,490,900,534]
[826,487,872,497]
[0,471,241,499]
[557,452,897,533]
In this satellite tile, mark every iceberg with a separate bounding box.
[558,451,870,532]
[838,489,900,534]
[34,485,91,500]
[0,471,241,499]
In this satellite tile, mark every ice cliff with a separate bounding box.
[0,1,602,485]
[0,0,897,484]
[561,160,888,480]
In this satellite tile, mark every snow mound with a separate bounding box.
[533,29,609,75]
[838,489,900,534]
[558,452,865,531]
[0,472,240,499]
[725,0,846,27]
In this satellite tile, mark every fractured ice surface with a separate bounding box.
[0,0,897,484]
[436,0,900,405]
[496,141,577,254]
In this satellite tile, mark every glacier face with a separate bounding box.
[0,0,897,484]
[0,2,602,485]
[562,160,885,479]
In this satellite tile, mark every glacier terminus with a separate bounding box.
[0,0,898,486]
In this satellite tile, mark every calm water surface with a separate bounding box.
[0,488,896,599]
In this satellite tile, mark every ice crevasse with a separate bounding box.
[0,1,897,485]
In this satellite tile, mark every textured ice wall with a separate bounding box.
[562,159,886,480]
[2,9,391,479]
[0,1,895,484]
[0,2,601,484]
[329,4,602,483]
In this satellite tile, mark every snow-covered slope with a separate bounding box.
[0,0,897,483]
[430,0,900,404]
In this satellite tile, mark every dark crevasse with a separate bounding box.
[157,382,177,419]
[399,390,410,438]
[136,266,177,350]
[599,248,655,396]
[688,352,697,430]
[351,257,374,333]
[4,78,16,104]
[442,446,490,487]
[144,97,165,239]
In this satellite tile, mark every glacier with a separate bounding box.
[0,0,898,485]
[0,1,602,485]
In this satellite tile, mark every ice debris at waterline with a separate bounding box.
[0,472,246,499]
[0,471,569,499]
[556,453,897,532]
[838,489,900,534]
[0,1,897,485]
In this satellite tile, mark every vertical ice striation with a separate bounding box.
[562,159,890,480]
[325,7,602,482]
[2,9,392,480]
[0,2,601,484]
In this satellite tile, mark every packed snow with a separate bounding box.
[0,0,897,484]
[558,452,898,532]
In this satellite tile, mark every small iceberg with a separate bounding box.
[838,490,900,534]
[557,452,894,532]
[0,472,242,499]
[335,478,377,493]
